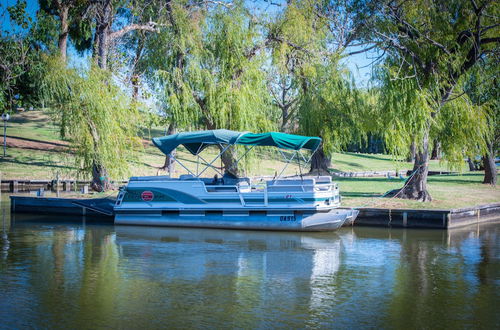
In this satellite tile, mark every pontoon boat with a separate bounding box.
[114,130,358,231]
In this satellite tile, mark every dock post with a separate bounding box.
[10,181,18,193]
[63,181,71,192]
[402,212,407,227]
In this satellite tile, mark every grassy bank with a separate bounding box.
[339,173,499,209]
[1,111,498,209]
[2,111,462,179]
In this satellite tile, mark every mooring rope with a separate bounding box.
[351,164,425,210]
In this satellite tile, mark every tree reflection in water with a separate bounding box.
[0,213,498,328]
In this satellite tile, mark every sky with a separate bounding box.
[1,0,376,87]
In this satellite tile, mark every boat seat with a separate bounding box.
[237,181,251,193]
[313,176,332,184]
[222,176,251,186]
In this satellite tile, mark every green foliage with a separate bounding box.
[299,61,366,156]
[376,63,491,169]
[40,56,141,179]
[268,0,369,158]
[464,57,500,151]
[373,0,498,172]
[148,2,275,133]
[7,0,32,29]
[0,35,45,112]
[375,66,432,158]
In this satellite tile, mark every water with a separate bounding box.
[0,198,499,329]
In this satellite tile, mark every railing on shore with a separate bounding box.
[1,179,128,193]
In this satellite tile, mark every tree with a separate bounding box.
[464,57,499,185]
[143,2,275,175]
[40,57,141,189]
[267,0,374,173]
[372,0,499,201]
[90,0,161,70]
[0,36,31,112]
[38,0,75,60]
[0,2,55,113]
[299,62,368,174]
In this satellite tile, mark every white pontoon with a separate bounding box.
[114,130,358,231]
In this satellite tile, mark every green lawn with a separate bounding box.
[6,110,60,142]
[339,173,500,209]
[1,111,498,209]
[329,151,465,173]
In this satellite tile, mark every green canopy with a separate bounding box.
[152,129,321,156]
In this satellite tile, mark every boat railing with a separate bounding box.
[237,182,337,207]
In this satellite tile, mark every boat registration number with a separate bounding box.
[280,215,296,222]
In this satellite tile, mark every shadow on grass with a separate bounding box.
[335,177,397,183]
[341,152,396,162]
[7,135,68,148]
[332,159,364,169]
[428,178,483,185]
[341,192,383,197]
[10,115,49,124]
[0,158,75,170]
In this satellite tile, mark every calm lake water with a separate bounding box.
[0,197,499,329]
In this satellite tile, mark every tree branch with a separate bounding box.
[347,44,377,56]
[480,37,500,45]
[108,22,158,41]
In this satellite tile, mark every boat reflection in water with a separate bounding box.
[2,212,499,328]
[115,226,342,288]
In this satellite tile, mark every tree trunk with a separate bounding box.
[220,146,241,177]
[467,157,477,171]
[482,143,497,185]
[281,106,289,132]
[58,6,69,61]
[91,162,112,192]
[159,123,176,176]
[407,140,416,162]
[430,139,441,160]
[95,0,112,70]
[309,145,331,175]
[397,131,432,201]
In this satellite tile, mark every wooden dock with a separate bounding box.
[356,203,500,229]
[10,196,115,218]
[8,196,500,229]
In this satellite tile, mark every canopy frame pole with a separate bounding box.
[197,153,224,177]
[274,151,297,182]
[298,149,308,164]
[168,153,197,177]
[226,145,254,174]
[298,150,303,179]
[197,144,231,177]
[196,155,199,176]
[305,142,322,164]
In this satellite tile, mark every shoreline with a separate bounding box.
[8,195,500,229]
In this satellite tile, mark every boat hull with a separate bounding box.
[114,208,358,232]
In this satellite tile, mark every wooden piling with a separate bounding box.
[10,180,18,193]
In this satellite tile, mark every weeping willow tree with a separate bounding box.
[298,62,367,174]
[376,62,491,200]
[143,2,275,175]
[267,0,371,174]
[464,58,499,185]
[40,57,141,191]
[371,0,499,201]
